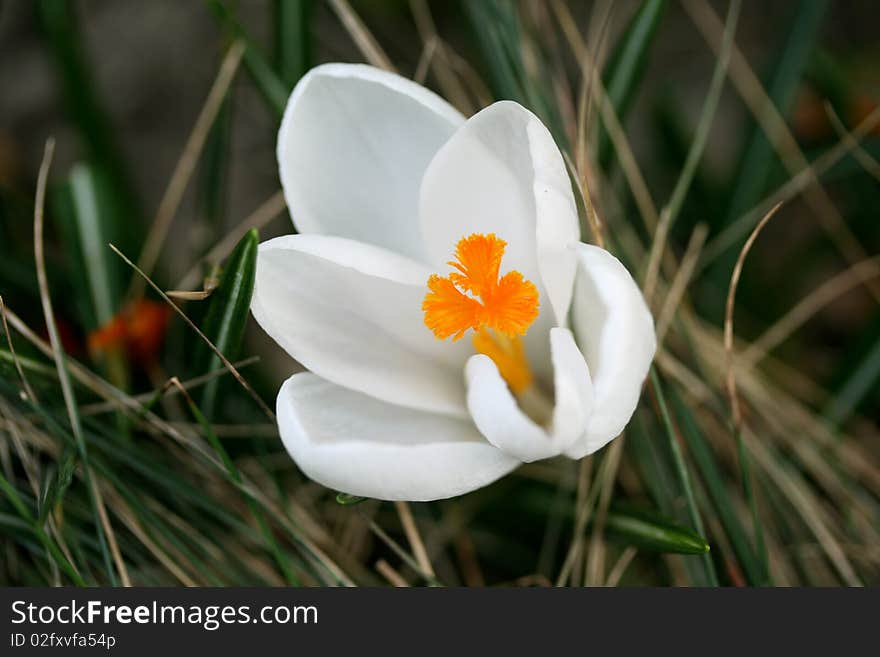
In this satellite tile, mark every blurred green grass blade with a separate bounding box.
[86,444,228,585]
[37,448,77,525]
[823,310,880,429]
[652,101,720,229]
[462,0,524,100]
[16,399,115,583]
[722,0,827,225]
[658,0,740,235]
[194,228,258,419]
[35,143,118,585]
[462,0,565,143]
[0,471,85,585]
[180,389,300,585]
[208,0,289,117]
[198,98,234,236]
[274,0,313,88]
[627,411,710,584]
[669,388,768,585]
[807,49,849,118]
[705,0,828,310]
[649,368,719,584]
[628,412,679,517]
[36,0,139,223]
[598,0,668,166]
[736,430,769,582]
[606,506,710,555]
[336,493,367,506]
[825,336,880,426]
[0,349,56,379]
[0,190,41,298]
[51,163,131,434]
[51,163,125,329]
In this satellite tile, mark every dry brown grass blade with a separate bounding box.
[824,101,880,183]
[33,138,131,587]
[328,0,395,73]
[703,103,880,268]
[563,152,605,247]
[0,295,38,405]
[101,483,199,586]
[556,457,598,586]
[79,356,260,416]
[745,431,862,586]
[655,223,709,346]
[409,0,476,115]
[3,301,351,584]
[375,559,410,587]
[2,304,218,462]
[167,264,220,300]
[413,36,438,85]
[724,203,782,430]
[111,243,275,421]
[359,511,438,585]
[394,501,436,579]
[724,201,783,428]
[574,4,614,186]
[643,0,740,302]
[0,399,41,495]
[551,0,659,233]
[605,546,637,587]
[740,256,880,368]
[131,41,245,299]
[684,0,880,301]
[681,309,879,486]
[585,437,625,586]
[176,190,286,291]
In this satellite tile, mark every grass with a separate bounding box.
[0,0,877,586]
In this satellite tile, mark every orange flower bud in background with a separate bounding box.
[88,299,171,365]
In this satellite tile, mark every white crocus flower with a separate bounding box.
[251,63,656,502]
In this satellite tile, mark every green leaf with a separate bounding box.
[823,309,880,429]
[606,506,710,555]
[208,1,290,117]
[195,229,258,419]
[724,0,828,224]
[51,163,126,329]
[598,0,668,166]
[649,368,719,583]
[462,0,566,145]
[335,493,368,506]
[0,470,85,585]
[37,447,78,525]
[706,0,827,315]
[669,387,769,585]
[274,0,313,89]
[178,389,299,585]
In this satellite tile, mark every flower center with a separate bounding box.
[422,233,539,394]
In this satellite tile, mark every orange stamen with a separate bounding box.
[423,234,540,393]
[422,233,539,342]
[471,328,533,394]
[422,275,482,341]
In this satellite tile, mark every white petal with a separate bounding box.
[465,355,550,462]
[548,328,595,449]
[419,101,580,326]
[252,234,472,417]
[278,63,465,262]
[465,328,592,462]
[277,373,520,501]
[566,244,656,458]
